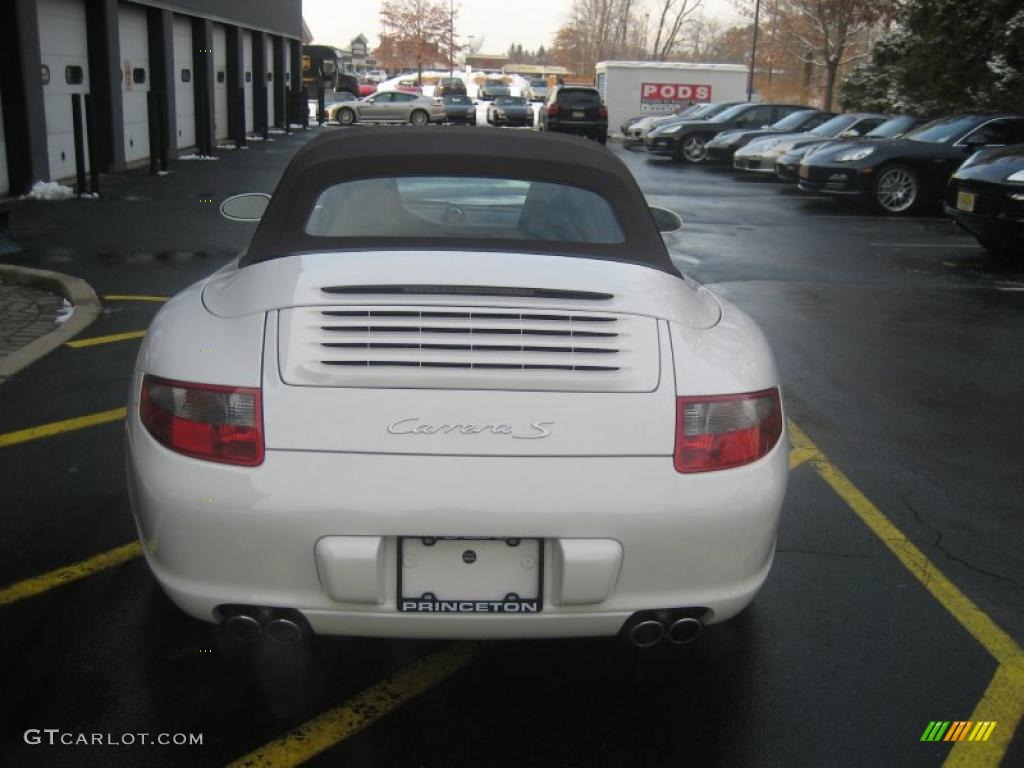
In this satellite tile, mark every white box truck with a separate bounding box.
[595,61,749,138]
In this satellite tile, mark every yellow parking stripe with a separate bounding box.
[788,445,818,470]
[788,420,1023,768]
[0,541,142,607]
[0,407,127,448]
[103,294,168,302]
[227,642,478,768]
[66,330,147,348]
[946,661,1024,765]
[788,421,1021,665]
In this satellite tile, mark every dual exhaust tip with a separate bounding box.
[626,611,705,648]
[219,606,308,645]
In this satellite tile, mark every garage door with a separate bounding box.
[265,36,275,130]
[172,15,194,150]
[212,24,227,140]
[37,0,91,181]
[0,79,8,195]
[242,30,254,135]
[119,2,149,163]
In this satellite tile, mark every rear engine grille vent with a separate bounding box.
[320,285,614,301]
[278,305,660,392]
[319,310,619,371]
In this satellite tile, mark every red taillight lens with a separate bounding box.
[674,388,782,473]
[140,375,264,466]
[598,105,608,118]
[547,103,559,116]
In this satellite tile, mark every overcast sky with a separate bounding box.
[302,0,742,55]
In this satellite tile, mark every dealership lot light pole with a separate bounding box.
[747,0,761,101]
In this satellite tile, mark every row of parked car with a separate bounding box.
[626,102,1024,255]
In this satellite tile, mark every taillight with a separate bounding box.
[140,375,264,466]
[547,104,559,116]
[674,388,782,473]
[598,105,608,118]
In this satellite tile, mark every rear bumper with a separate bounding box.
[127,401,787,639]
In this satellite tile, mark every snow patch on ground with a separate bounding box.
[80,192,99,198]
[55,298,75,324]
[288,123,306,129]
[269,128,287,134]
[217,144,238,150]
[179,154,218,160]
[157,170,171,176]
[21,181,76,201]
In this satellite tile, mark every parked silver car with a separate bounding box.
[522,78,549,102]
[333,91,444,126]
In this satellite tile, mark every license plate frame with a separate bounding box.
[956,190,976,213]
[397,537,544,613]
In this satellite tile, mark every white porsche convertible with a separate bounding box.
[126,129,787,648]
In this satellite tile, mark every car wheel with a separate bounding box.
[337,108,355,126]
[410,110,429,126]
[872,164,919,215]
[597,134,608,145]
[679,134,708,163]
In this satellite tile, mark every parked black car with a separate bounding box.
[775,115,924,182]
[798,113,1024,214]
[945,144,1024,256]
[538,86,608,144]
[435,77,467,97]
[442,93,476,125]
[705,109,835,163]
[645,102,807,163]
[487,95,532,127]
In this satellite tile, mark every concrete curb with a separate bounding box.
[0,264,101,382]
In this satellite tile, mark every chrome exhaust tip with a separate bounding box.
[224,613,262,642]
[265,617,305,645]
[667,616,703,645]
[629,619,666,648]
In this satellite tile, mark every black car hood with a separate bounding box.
[952,151,1024,183]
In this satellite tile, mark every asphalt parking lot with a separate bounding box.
[1,127,1021,767]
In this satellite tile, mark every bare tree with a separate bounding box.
[651,0,704,61]
[379,0,452,81]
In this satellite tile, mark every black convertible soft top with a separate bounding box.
[241,127,679,275]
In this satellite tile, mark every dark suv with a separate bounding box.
[539,86,608,144]
[435,77,467,97]
[645,102,807,163]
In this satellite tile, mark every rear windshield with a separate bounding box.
[305,176,624,244]
[771,110,817,131]
[443,94,472,104]
[810,114,858,136]
[557,89,600,107]
[867,116,917,138]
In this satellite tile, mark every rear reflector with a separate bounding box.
[140,375,264,466]
[674,388,782,473]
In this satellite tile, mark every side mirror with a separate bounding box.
[650,206,682,233]
[220,192,270,222]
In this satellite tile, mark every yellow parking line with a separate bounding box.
[0,541,142,607]
[67,330,147,348]
[788,420,1023,767]
[788,445,818,470]
[0,407,127,448]
[227,642,478,768]
[103,294,168,302]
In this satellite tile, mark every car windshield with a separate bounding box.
[867,116,917,138]
[906,116,980,143]
[443,94,471,105]
[495,96,526,106]
[810,114,858,136]
[558,89,600,107]
[305,176,624,244]
[771,110,817,131]
[709,103,752,122]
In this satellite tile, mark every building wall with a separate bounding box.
[0,0,300,194]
